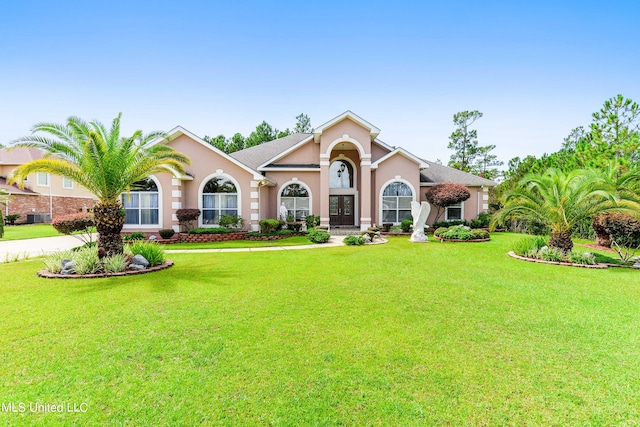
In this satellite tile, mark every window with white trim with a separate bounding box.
[122,178,159,225]
[62,177,74,189]
[382,181,413,223]
[37,172,49,187]
[445,202,463,221]
[202,177,238,225]
[281,184,309,221]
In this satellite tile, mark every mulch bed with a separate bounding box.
[38,260,174,279]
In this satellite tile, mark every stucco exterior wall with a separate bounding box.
[370,143,391,163]
[261,171,321,219]
[319,119,372,156]
[272,140,319,165]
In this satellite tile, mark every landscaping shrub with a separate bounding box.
[511,236,548,257]
[470,229,490,239]
[74,246,102,275]
[308,229,330,244]
[537,246,565,262]
[470,212,492,229]
[42,250,73,274]
[103,253,129,273]
[441,225,474,240]
[6,214,20,224]
[434,227,449,238]
[158,229,176,239]
[259,219,281,234]
[382,223,393,232]
[187,227,231,234]
[219,214,244,230]
[127,241,165,266]
[52,212,94,235]
[568,251,596,265]
[122,231,145,241]
[591,214,612,247]
[432,220,468,229]
[176,208,201,231]
[344,235,366,246]
[599,212,640,262]
[425,183,471,222]
[305,215,320,230]
[287,222,303,232]
[399,219,412,232]
[0,210,3,239]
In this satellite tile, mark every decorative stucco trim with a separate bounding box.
[197,172,242,228]
[325,136,367,159]
[313,110,381,138]
[371,148,428,170]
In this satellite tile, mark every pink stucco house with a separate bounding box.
[125,111,496,232]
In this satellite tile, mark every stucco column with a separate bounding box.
[320,155,330,228]
[360,155,372,230]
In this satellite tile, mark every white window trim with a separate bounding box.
[198,173,242,228]
[277,180,312,221]
[122,175,163,230]
[62,177,74,189]
[445,201,465,222]
[36,172,49,187]
[378,178,416,225]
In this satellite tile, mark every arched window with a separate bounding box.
[329,160,354,188]
[281,183,309,221]
[382,181,413,223]
[202,177,238,225]
[123,178,159,225]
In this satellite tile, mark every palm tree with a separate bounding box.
[9,114,190,255]
[492,168,630,252]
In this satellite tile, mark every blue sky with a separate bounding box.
[1,1,638,167]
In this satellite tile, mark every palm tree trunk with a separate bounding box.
[549,230,573,253]
[93,201,125,256]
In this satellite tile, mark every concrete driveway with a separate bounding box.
[0,235,91,262]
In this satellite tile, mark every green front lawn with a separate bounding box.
[1,234,639,425]
[0,223,60,240]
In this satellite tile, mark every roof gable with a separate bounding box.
[371,148,428,170]
[313,111,380,141]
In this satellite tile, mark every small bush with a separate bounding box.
[176,208,201,231]
[470,212,492,229]
[187,227,231,234]
[127,241,165,266]
[219,214,244,230]
[511,236,548,256]
[42,250,74,274]
[73,246,102,275]
[52,212,95,235]
[432,220,468,229]
[308,229,330,244]
[159,229,176,239]
[0,210,3,239]
[6,214,20,222]
[537,246,565,262]
[103,254,129,273]
[305,215,320,230]
[599,212,640,262]
[433,227,448,237]
[287,222,303,232]
[568,251,596,265]
[382,223,393,232]
[259,219,281,234]
[400,219,413,233]
[470,229,490,239]
[344,235,366,246]
[441,225,474,240]
[123,232,145,241]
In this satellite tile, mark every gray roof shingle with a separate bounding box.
[420,160,497,186]
[229,133,312,170]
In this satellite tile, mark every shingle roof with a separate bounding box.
[0,177,37,195]
[229,133,312,170]
[420,160,497,187]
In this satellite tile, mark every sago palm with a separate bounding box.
[492,168,625,252]
[9,114,190,255]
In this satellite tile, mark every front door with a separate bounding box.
[329,195,354,226]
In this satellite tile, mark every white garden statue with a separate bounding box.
[410,201,431,242]
[279,203,289,222]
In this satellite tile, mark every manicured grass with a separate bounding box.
[168,236,312,249]
[0,224,61,241]
[1,233,640,425]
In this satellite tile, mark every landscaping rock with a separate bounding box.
[129,264,146,271]
[131,254,149,267]
[149,235,157,241]
[60,259,76,275]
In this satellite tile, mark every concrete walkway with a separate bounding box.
[0,235,347,262]
[0,235,90,262]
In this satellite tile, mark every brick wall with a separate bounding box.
[5,195,93,223]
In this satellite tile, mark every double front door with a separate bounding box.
[329,195,354,226]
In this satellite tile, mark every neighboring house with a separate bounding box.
[131,111,496,232]
[0,148,95,223]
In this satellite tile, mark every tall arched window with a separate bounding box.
[123,178,159,225]
[329,160,354,188]
[382,181,413,223]
[202,177,238,225]
[281,183,309,221]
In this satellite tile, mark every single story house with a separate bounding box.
[132,111,496,232]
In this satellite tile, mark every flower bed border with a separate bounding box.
[507,252,607,269]
[38,260,174,279]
